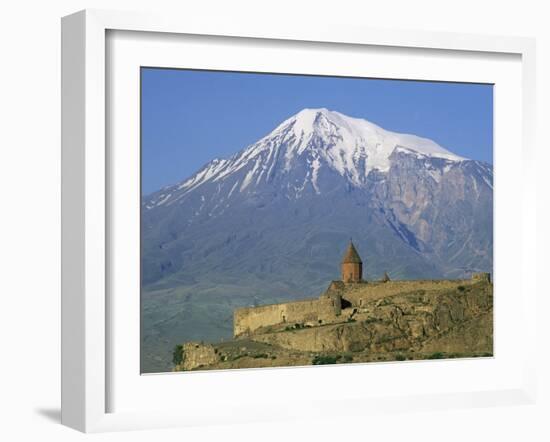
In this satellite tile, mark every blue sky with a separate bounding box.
[141,68,493,194]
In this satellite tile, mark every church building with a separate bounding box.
[341,240,363,283]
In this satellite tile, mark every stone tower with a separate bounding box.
[341,241,363,283]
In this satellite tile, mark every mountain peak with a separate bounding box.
[265,108,465,177]
[274,107,332,134]
[296,107,330,116]
[277,107,378,137]
[149,108,469,203]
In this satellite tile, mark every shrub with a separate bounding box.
[427,352,445,360]
[312,355,339,365]
[252,353,269,359]
[457,285,466,292]
[347,318,356,323]
[343,354,353,363]
[395,354,406,361]
[172,344,184,366]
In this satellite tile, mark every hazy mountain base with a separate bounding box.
[173,280,493,372]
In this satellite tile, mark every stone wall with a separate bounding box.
[336,279,475,307]
[233,275,487,339]
[234,296,341,338]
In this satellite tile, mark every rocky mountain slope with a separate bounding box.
[141,108,493,373]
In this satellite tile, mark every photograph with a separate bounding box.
[140,68,494,374]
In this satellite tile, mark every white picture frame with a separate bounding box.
[61,9,538,433]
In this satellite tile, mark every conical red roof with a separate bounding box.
[341,241,362,264]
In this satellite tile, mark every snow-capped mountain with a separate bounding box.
[140,108,493,373]
[145,108,468,209]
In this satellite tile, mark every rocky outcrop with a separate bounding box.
[175,342,219,371]
[418,311,493,354]
[249,282,492,354]
[174,281,493,371]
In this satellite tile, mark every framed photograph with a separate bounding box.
[61,9,538,432]
[139,68,495,375]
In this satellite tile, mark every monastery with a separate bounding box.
[233,241,490,338]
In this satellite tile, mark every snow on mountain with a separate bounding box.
[268,108,464,173]
[145,108,466,209]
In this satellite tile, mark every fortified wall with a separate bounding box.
[327,277,483,307]
[233,266,492,339]
[234,241,363,338]
[232,241,491,338]
[234,295,342,338]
